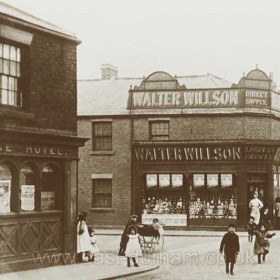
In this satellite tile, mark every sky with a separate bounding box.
[2,0,280,87]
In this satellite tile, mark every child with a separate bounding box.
[152,218,164,241]
[245,216,257,242]
[254,224,276,264]
[125,227,142,267]
[77,212,91,263]
[220,223,240,275]
[260,208,271,229]
[88,227,100,262]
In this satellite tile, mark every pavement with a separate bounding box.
[0,230,273,280]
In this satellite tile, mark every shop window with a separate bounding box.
[92,122,112,151]
[19,164,36,211]
[144,173,186,214]
[92,179,112,208]
[0,42,21,106]
[0,163,12,213]
[189,173,237,224]
[149,121,169,141]
[41,164,56,210]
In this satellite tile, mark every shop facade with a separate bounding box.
[78,66,280,230]
[0,3,85,272]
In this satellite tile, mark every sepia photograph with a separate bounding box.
[0,0,280,279]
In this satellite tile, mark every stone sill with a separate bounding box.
[89,151,115,156]
[89,208,115,213]
[0,105,34,120]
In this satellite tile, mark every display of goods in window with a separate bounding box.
[0,180,10,213]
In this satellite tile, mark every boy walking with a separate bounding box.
[220,223,240,275]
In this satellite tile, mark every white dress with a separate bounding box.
[249,198,263,224]
[77,221,91,253]
[125,234,142,257]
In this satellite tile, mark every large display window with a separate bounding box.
[189,173,237,225]
[142,173,187,226]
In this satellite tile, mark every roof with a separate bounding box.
[78,74,233,116]
[0,1,78,42]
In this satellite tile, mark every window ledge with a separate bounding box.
[0,106,34,120]
[0,210,63,219]
[89,208,115,213]
[89,151,115,156]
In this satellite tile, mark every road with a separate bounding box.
[97,232,280,280]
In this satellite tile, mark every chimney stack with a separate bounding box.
[101,64,118,80]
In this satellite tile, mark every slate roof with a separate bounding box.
[0,1,78,41]
[78,74,233,116]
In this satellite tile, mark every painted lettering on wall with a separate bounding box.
[133,145,278,162]
[132,90,239,108]
[245,90,268,106]
[0,143,71,157]
[134,146,242,161]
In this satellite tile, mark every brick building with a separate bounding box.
[0,2,86,272]
[78,65,280,230]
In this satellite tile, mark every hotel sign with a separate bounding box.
[0,143,77,158]
[130,90,239,108]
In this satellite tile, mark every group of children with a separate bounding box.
[118,215,163,267]
[77,212,100,263]
[220,207,276,276]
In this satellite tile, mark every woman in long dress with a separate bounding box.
[77,211,91,262]
[249,193,263,225]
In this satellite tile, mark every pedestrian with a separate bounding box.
[152,218,164,241]
[77,211,91,263]
[219,223,240,275]
[125,227,142,267]
[249,192,263,225]
[88,227,100,262]
[245,216,257,242]
[118,215,139,256]
[275,197,280,230]
[253,224,276,264]
[260,207,272,229]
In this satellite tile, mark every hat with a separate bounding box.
[130,214,138,219]
[228,223,236,229]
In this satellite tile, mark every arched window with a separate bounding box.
[41,164,57,210]
[0,163,12,213]
[20,164,36,211]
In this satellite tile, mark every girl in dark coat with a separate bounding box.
[118,215,139,256]
[220,223,240,275]
[254,224,276,264]
[245,216,257,242]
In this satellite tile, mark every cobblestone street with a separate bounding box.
[96,232,280,280]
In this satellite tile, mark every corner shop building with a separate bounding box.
[78,66,280,229]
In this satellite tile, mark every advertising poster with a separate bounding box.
[159,174,170,188]
[21,185,35,211]
[221,174,233,187]
[0,180,10,213]
[146,174,157,188]
[193,174,205,188]
[41,191,55,210]
[172,174,183,189]
[207,174,219,188]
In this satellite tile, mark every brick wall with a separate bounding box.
[78,118,132,226]
[0,19,78,135]
[133,115,276,141]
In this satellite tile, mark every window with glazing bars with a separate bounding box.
[92,179,112,208]
[150,121,169,140]
[0,43,21,106]
[93,122,112,150]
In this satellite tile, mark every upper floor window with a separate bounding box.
[0,43,21,106]
[92,122,112,151]
[149,121,169,141]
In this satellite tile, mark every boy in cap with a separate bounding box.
[220,223,240,275]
